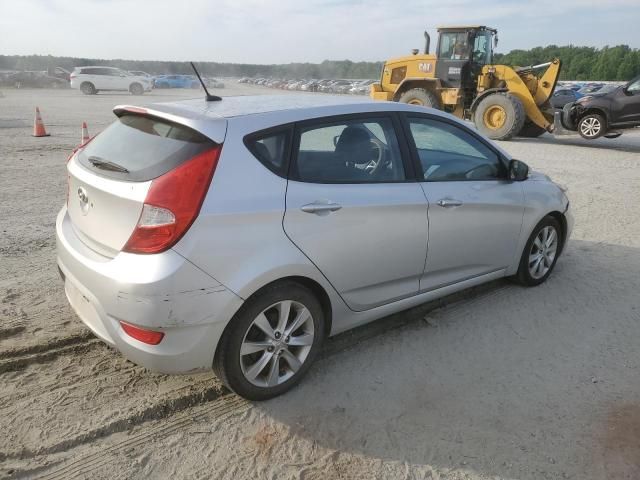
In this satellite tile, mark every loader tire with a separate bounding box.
[518,121,547,138]
[398,88,441,109]
[474,93,525,141]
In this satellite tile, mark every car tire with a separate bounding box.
[129,83,144,95]
[474,93,526,141]
[80,82,96,95]
[515,216,563,287]
[214,281,325,401]
[578,113,606,140]
[398,88,441,109]
[518,121,547,138]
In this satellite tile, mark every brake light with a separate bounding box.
[123,145,221,254]
[120,321,164,345]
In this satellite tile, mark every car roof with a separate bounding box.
[142,94,445,120]
[113,94,510,156]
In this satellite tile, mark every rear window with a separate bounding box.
[77,114,215,181]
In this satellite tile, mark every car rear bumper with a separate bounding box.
[56,206,243,374]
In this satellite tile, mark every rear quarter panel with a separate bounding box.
[172,114,344,313]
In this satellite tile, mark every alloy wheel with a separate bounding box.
[528,226,558,279]
[580,117,601,138]
[240,300,315,387]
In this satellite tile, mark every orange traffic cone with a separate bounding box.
[81,122,90,145]
[32,107,50,137]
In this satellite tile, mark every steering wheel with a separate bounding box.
[359,138,386,176]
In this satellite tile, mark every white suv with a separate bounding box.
[70,66,153,95]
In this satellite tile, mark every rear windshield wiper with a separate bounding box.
[88,156,130,173]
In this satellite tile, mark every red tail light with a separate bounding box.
[120,321,164,345]
[123,145,221,254]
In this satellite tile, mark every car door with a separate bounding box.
[402,114,525,292]
[284,114,428,312]
[93,68,115,90]
[615,77,640,124]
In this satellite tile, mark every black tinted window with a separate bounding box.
[246,129,291,175]
[78,114,214,181]
[294,117,406,183]
[408,117,505,181]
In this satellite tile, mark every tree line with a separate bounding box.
[1,44,639,81]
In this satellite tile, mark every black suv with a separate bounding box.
[564,75,640,139]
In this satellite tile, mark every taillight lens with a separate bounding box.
[123,145,221,254]
[120,321,164,345]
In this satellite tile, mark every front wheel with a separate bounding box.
[214,282,325,400]
[474,93,526,141]
[578,113,606,139]
[515,216,562,286]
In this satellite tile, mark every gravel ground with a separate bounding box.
[1,85,639,480]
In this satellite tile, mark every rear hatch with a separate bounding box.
[67,107,225,257]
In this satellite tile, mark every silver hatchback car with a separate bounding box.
[56,95,573,400]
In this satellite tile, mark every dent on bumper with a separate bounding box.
[56,206,244,373]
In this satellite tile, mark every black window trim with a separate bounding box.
[243,123,295,178]
[288,111,418,185]
[398,112,511,183]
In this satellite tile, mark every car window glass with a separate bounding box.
[408,117,505,181]
[295,117,405,183]
[246,130,290,173]
[628,79,640,92]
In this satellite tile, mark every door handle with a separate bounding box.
[437,198,463,208]
[301,202,342,214]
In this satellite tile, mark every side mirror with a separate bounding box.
[509,159,529,181]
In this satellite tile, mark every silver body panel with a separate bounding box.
[56,95,573,373]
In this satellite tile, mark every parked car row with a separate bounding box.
[238,77,376,95]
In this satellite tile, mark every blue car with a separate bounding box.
[153,75,200,89]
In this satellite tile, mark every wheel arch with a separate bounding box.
[235,275,334,339]
[393,78,441,101]
[578,107,610,127]
[547,210,568,253]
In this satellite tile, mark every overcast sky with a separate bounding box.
[1,0,639,64]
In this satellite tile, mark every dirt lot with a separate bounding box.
[1,85,640,480]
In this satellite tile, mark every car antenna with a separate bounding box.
[190,61,222,102]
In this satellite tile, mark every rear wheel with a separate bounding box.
[518,121,547,138]
[515,216,562,286]
[80,82,96,95]
[578,113,606,139]
[214,282,325,401]
[398,88,441,109]
[474,93,526,141]
[129,83,144,95]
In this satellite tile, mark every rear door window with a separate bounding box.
[293,116,407,183]
[77,114,216,181]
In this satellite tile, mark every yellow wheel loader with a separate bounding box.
[371,26,562,140]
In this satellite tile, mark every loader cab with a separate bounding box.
[435,26,497,89]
